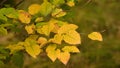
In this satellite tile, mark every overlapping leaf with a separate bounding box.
[25,24,35,34]
[18,10,31,24]
[24,39,41,58]
[62,46,80,53]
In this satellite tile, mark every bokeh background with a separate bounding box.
[0,0,120,68]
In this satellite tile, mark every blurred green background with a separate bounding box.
[0,0,120,68]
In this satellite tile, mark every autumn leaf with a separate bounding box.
[37,22,54,36]
[62,46,80,53]
[67,0,75,7]
[25,24,35,34]
[24,39,41,58]
[51,34,63,44]
[88,32,103,41]
[46,44,58,62]
[37,37,47,48]
[58,24,78,34]
[63,30,81,44]
[28,4,41,15]
[57,51,70,65]
[52,8,66,18]
[18,10,31,24]
[35,17,44,22]
[6,42,24,54]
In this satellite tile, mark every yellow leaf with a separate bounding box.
[58,24,78,34]
[46,44,58,62]
[88,32,103,41]
[63,30,81,44]
[28,4,41,15]
[25,24,35,34]
[51,34,63,44]
[18,10,31,24]
[37,37,47,44]
[57,51,70,65]
[67,1,75,7]
[24,39,41,58]
[62,46,80,53]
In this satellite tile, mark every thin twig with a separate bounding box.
[0,0,7,7]
[14,0,25,8]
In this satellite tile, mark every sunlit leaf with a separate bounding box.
[35,17,44,22]
[6,42,24,54]
[24,39,42,58]
[46,44,58,62]
[52,8,66,18]
[28,4,41,15]
[62,46,80,53]
[40,0,53,16]
[50,0,65,5]
[88,32,103,41]
[58,24,78,34]
[37,37,47,48]
[37,22,54,36]
[63,30,81,44]
[57,51,70,65]
[52,34,63,44]
[0,27,7,35]
[25,24,35,34]
[67,0,75,7]
[18,10,31,24]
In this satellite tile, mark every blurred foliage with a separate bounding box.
[0,0,120,68]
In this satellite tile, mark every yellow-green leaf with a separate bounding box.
[46,44,57,53]
[57,51,70,65]
[88,32,103,41]
[25,24,35,34]
[62,46,80,53]
[51,34,63,44]
[37,22,54,36]
[58,24,78,34]
[28,4,41,15]
[18,10,31,24]
[40,0,53,16]
[6,42,24,54]
[0,27,7,35]
[63,30,81,44]
[24,39,41,58]
[35,17,44,22]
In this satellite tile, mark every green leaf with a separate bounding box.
[50,0,65,6]
[24,39,42,58]
[11,52,24,68]
[0,14,7,21]
[62,46,80,53]
[40,0,53,16]
[0,27,7,35]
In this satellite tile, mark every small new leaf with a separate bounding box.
[25,24,35,34]
[88,32,103,41]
